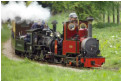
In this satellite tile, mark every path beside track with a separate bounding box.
[2,39,22,61]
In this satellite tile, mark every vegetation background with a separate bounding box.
[1,1,121,81]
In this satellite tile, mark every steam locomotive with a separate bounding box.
[11,17,105,67]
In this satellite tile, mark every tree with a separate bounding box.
[108,12,110,23]
[113,6,115,23]
[117,3,120,24]
[1,1,9,5]
[26,1,33,6]
[103,13,105,23]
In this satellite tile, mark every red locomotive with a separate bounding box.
[54,17,105,67]
[12,16,105,68]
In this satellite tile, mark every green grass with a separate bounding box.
[1,53,121,81]
[1,13,121,81]
[93,26,121,69]
[1,23,11,44]
[48,13,69,33]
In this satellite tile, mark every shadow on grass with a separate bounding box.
[93,22,120,29]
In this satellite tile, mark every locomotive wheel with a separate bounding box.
[15,50,18,55]
[62,60,66,66]
[40,50,45,61]
[62,58,68,66]
[29,53,34,60]
[54,57,58,63]
[54,57,61,64]
[34,55,39,60]
[15,50,22,56]
[36,51,41,61]
[25,53,29,58]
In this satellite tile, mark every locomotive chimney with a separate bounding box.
[51,20,58,32]
[87,16,94,38]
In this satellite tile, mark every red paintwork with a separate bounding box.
[80,37,86,42]
[79,21,88,28]
[69,62,72,66]
[62,40,80,55]
[76,57,79,66]
[80,57,105,67]
[54,40,57,54]
[62,20,105,67]
[78,28,88,38]
[63,20,88,55]
[66,23,78,39]
[64,23,66,40]
[76,41,80,53]
[63,20,88,40]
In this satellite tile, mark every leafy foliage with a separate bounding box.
[38,1,121,22]
[1,1,121,23]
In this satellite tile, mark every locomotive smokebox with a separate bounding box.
[87,16,94,38]
[51,20,58,32]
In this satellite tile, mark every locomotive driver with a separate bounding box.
[69,13,78,21]
[24,20,45,50]
[31,19,45,29]
[68,13,79,40]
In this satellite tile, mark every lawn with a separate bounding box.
[2,54,121,81]
[93,25,121,69]
[1,13,121,81]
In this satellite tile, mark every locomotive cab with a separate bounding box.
[11,20,32,53]
[62,20,88,56]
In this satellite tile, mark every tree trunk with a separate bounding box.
[103,13,105,23]
[117,5,120,24]
[108,12,110,23]
[113,6,115,23]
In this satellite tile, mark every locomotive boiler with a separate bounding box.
[11,17,105,68]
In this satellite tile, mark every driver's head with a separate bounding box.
[69,13,78,21]
[37,19,42,26]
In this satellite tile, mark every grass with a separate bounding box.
[1,54,121,81]
[1,23,11,44]
[93,25,121,69]
[1,13,121,81]
[48,12,69,33]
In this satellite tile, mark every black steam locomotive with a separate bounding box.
[11,17,105,67]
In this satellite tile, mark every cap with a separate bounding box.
[69,13,78,18]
